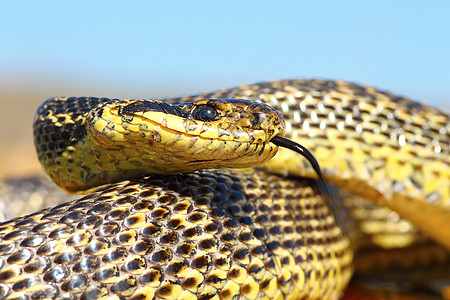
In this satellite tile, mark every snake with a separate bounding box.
[0,79,448,299]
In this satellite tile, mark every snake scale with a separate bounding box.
[0,79,449,299]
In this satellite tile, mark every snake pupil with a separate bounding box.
[191,105,218,122]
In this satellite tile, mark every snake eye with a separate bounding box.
[191,105,218,122]
[250,113,261,126]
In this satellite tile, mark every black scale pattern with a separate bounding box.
[33,97,117,161]
[0,169,352,299]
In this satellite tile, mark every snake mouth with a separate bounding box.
[271,136,325,182]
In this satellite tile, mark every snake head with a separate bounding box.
[87,98,286,175]
[36,96,323,192]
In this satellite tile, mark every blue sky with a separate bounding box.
[1,1,449,108]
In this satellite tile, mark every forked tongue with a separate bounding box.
[271,136,325,182]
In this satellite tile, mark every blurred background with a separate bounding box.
[1,1,449,179]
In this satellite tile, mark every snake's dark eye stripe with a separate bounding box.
[119,100,183,116]
[155,101,184,116]
[190,105,219,122]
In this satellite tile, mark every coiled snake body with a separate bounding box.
[0,79,448,299]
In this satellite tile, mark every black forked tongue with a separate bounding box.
[271,136,325,182]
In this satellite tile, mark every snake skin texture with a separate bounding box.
[0,79,448,299]
[0,170,353,299]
